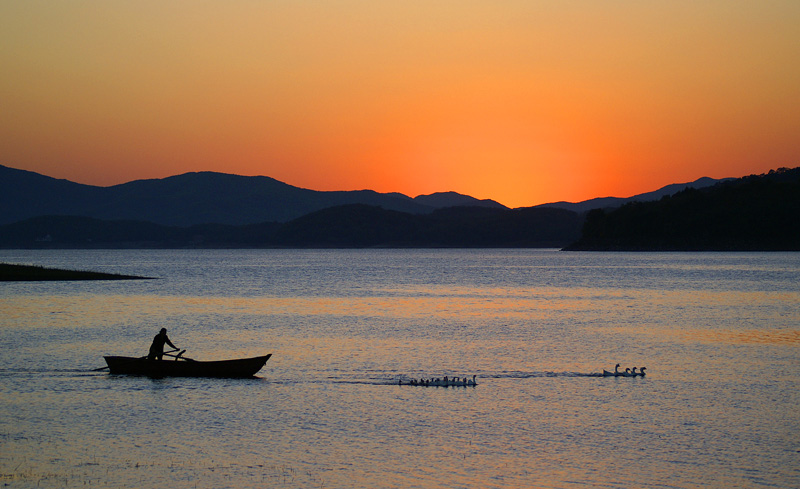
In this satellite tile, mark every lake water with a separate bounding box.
[1,249,798,488]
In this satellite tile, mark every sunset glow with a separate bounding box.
[2,1,798,207]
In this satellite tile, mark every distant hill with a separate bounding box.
[412,191,507,210]
[0,206,583,249]
[271,204,581,248]
[5,163,794,250]
[537,176,731,213]
[565,168,800,251]
[0,215,281,248]
[0,164,734,228]
[0,165,505,226]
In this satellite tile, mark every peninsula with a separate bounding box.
[0,263,152,281]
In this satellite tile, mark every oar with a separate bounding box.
[162,349,196,362]
[92,348,181,371]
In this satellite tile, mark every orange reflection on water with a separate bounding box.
[692,328,800,346]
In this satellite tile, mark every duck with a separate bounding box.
[635,367,647,377]
[602,364,621,377]
[402,374,478,387]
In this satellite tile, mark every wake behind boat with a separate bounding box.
[103,353,271,378]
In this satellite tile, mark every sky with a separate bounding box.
[1,1,799,208]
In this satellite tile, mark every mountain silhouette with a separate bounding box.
[0,165,505,227]
[536,176,730,213]
[1,164,726,227]
[565,167,800,251]
[413,191,507,210]
[0,205,583,248]
[1,164,795,250]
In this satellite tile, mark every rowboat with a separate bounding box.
[103,353,271,378]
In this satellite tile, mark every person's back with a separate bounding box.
[147,328,176,360]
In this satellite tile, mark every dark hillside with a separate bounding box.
[537,176,730,213]
[0,215,180,248]
[0,165,434,226]
[422,206,581,247]
[272,204,582,248]
[0,215,282,248]
[271,204,422,247]
[0,206,581,248]
[0,165,106,222]
[413,191,507,210]
[565,168,800,251]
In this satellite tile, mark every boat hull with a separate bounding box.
[104,354,271,378]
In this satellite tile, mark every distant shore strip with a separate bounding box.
[0,263,153,281]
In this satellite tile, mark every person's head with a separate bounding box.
[160,328,167,334]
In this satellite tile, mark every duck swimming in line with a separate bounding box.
[400,375,477,387]
[602,364,647,378]
[602,364,621,377]
[626,366,647,377]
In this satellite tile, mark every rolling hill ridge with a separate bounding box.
[1,164,724,227]
[0,165,506,226]
[4,164,795,250]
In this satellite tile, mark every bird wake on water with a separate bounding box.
[602,364,647,377]
[399,375,477,387]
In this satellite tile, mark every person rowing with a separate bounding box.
[147,328,178,360]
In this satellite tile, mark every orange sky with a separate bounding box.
[2,1,798,208]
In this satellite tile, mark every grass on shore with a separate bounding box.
[0,263,153,281]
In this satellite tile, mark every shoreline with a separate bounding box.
[0,263,153,281]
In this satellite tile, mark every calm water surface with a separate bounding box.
[1,249,798,488]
